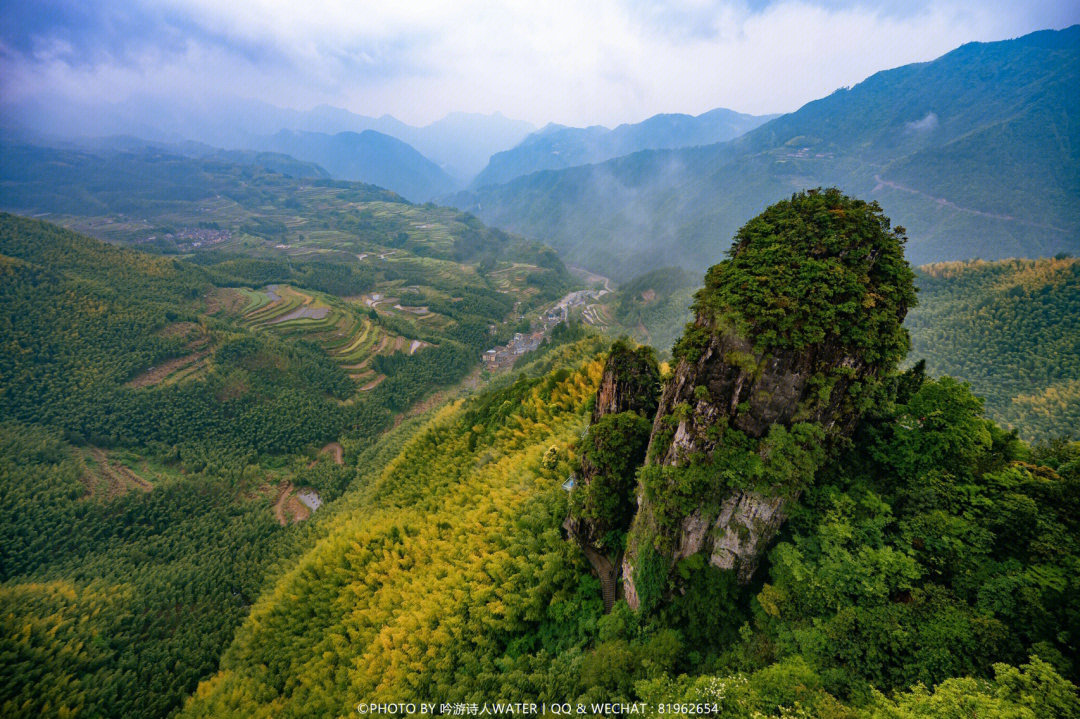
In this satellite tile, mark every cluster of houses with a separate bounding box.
[146,227,232,250]
[482,330,547,369]
[781,147,834,160]
[481,287,606,370]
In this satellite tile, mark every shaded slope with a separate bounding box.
[260,129,458,201]
[471,107,775,188]
[451,26,1080,279]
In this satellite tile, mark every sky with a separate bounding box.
[1,0,1078,129]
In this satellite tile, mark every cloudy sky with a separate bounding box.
[2,0,1077,129]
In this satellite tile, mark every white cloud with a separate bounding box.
[2,0,1076,127]
[906,111,939,132]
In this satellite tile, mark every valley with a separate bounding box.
[1,17,1078,719]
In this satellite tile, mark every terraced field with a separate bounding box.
[280,199,464,257]
[77,448,162,500]
[487,262,546,301]
[9,150,576,323]
[240,284,408,387]
[127,323,213,388]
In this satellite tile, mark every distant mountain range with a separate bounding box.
[15,134,333,181]
[1,97,534,183]
[448,26,1080,280]
[4,98,782,200]
[0,142,393,219]
[255,129,457,202]
[471,108,777,188]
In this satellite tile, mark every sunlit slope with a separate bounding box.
[181,350,605,716]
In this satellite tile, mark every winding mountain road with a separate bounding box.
[872,175,1068,233]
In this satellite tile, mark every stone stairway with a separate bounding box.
[599,570,617,613]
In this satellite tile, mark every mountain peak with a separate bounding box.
[599,189,916,609]
[470,107,774,188]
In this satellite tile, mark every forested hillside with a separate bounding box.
[0,209,582,718]
[171,194,1078,718]
[0,420,309,719]
[3,193,1079,718]
[4,3,1077,717]
[907,256,1080,442]
[180,343,1080,718]
[0,213,555,452]
[0,214,361,718]
[449,26,1080,280]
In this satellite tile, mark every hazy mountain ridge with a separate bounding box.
[29,134,335,180]
[0,142,395,219]
[255,129,457,201]
[449,26,1080,280]
[1,96,534,185]
[471,107,776,188]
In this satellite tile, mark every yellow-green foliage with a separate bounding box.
[180,358,605,717]
[0,581,133,719]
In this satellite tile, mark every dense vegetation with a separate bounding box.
[0,215,374,455]
[3,211,1077,715]
[615,190,915,614]
[679,188,915,361]
[907,257,1080,441]
[0,192,592,718]
[176,343,611,717]
[0,404,442,719]
[568,340,662,558]
[174,340,1080,718]
[1,34,1077,712]
[0,185,575,443]
[570,410,653,554]
[0,421,304,719]
[606,256,1079,441]
[166,191,1076,717]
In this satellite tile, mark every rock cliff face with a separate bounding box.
[620,188,916,611]
[589,343,661,423]
[564,341,659,610]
